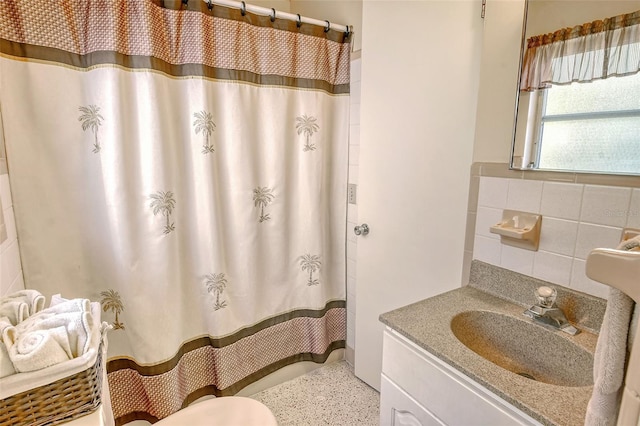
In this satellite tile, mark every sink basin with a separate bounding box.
[451,310,593,387]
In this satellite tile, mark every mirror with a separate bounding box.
[511,0,640,175]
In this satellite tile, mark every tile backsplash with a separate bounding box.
[469,260,606,333]
[472,176,639,299]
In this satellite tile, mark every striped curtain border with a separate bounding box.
[106,300,346,375]
[0,40,350,94]
[112,343,344,425]
[107,301,346,424]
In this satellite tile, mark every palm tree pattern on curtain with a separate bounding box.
[295,115,319,151]
[100,289,125,330]
[149,191,176,234]
[78,105,104,153]
[253,186,275,223]
[205,273,228,310]
[299,254,321,286]
[193,110,216,154]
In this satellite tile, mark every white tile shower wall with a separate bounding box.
[346,57,361,357]
[0,174,25,297]
[474,176,638,299]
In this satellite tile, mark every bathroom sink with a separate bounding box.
[450,310,593,387]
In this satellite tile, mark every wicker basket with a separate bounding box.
[0,346,103,426]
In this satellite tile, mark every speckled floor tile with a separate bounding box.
[250,361,380,426]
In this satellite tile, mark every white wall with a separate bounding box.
[292,0,363,51]
[472,0,525,164]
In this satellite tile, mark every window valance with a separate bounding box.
[520,10,640,91]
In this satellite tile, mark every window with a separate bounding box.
[513,9,640,175]
[535,73,640,174]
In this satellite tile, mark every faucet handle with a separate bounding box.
[535,286,557,308]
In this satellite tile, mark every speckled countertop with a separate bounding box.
[379,285,599,426]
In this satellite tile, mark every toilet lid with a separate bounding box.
[155,396,278,426]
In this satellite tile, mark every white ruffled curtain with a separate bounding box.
[521,10,640,91]
[0,0,350,423]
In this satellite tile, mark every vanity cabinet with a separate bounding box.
[380,328,542,426]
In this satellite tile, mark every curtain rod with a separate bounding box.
[198,0,351,34]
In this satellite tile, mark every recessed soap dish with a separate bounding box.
[490,209,542,251]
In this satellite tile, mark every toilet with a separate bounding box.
[67,351,278,426]
[155,396,278,425]
[68,395,277,426]
[62,319,277,425]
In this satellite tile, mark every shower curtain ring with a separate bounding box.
[207,0,213,10]
[296,14,302,28]
[181,0,188,5]
[240,1,246,16]
[344,25,351,39]
[324,20,330,33]
[270,8,276,22]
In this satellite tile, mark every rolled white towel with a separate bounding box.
[0,290,46,321]
[22,290,46,315]
[0,301,28,326]
[16,306,93,358]
[0,340,16,378]
[50,293,67,307]
[46,298,90,314]
[0,316,14,337]
[7,327,72,373]
[0,317,16,369]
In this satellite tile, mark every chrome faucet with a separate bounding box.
[523,286,580,335]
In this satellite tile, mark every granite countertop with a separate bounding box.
[379,286,599,426]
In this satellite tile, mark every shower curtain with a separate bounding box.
[0,0,350,423]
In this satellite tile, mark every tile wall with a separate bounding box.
[345,55,361,364]
[472,174,640,299]
[0,172,25,297]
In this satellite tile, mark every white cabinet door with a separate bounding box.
[381,329,541,426]
[380,374,446,426]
